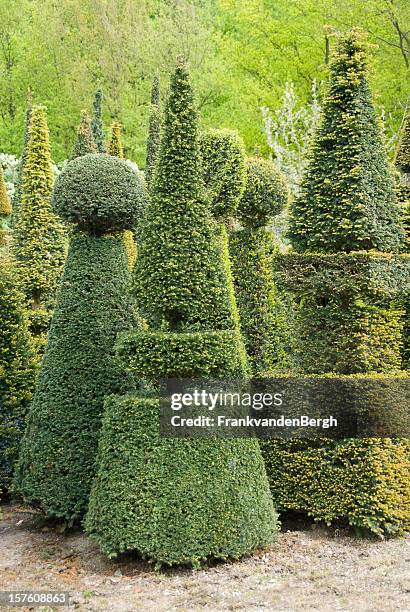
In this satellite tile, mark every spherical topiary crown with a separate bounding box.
[236,157,289,228]
[52,154,145,234]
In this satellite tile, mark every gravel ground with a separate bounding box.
[0,504,409,611]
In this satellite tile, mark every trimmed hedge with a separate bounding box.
[52,154,145,235]
[86,394,278,565]
[236,157,288,229]
[0,262,37,496]
[13,233,137,523]
[199,128,247,219]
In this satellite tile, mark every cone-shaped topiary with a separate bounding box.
[108,121,124,158]
[11,90,32,226]
[396,114,410,174]
[0,261,37,497]
[145,72,161,189]
[12,105,67,342]
[70,110,97,160]
[13,154,143,523]
[199,128,247,219]
[91,88,105,153]
[85,59,277,566]
[0,166,12,219]
[289,30,404,253]
[236,157,289,229]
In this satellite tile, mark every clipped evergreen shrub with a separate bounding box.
[13,155,142,523]
[288,30,404,253]
[11,90,32,226]
[236,157,288,229]
[86,59,277,566]
[91,88,105,153]
[199,128,247,219]
[108,122,124,158]
[13,105,67,343]
[70,110,97,159]
[0,261,37,497]
[145,73,161,189]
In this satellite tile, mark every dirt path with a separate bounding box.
[0,504,409,611]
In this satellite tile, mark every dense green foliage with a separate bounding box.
[52,154,145,235]
[396,114,410,173]
[108,122,124,159]
[0,262,37,496]
[86,59,277,566]
[14,233,138,522]
[70,111,97,160]
[0,166,12,218]
[91,88,105,154]
[199,128,246,219]
[145,74,161,189]
[12,105,67,341]
[236,157,288,228]
[289,31,404,253]
[11,93,32,226]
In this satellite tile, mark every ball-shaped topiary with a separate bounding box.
[237,157,289,228]
[52,154,145,234]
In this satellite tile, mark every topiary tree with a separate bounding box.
[13,154,144,523]
[11,90,32,226]
[12,105,67,345]
[70,110,97,160]
[145,72,161,189]
[0,261,37,498]
[85,59,277,566]
[91,88,105,153]
[289,30,404,253]
[108,121,124,158]
[395,113,410,175]
[199,128,247,220]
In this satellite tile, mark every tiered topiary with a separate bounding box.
[11,90,32,226]
[85,60,277,566]
[12,105,67,347]
[229,157,291,374]
[13,154,145,523]
[0,261,37,498]
[199,128,247,220]
[261,31,410,536]
[145,73,161,189]
[91,88,105,153]
[70,110,97,159]
[108,122,124,158]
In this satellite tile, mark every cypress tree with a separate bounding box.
[70,110,97,160]
[289,30,404,253]
[0,261,37,496]
[13,105,67,343]
[108,121,124,158]
[85,60,277,566]
[145,73,161,189]
[11,90,32,226]
[14,154,144,522]
[91,88,105,153]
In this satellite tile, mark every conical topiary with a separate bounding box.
[11,90,32,226]
[289,30,404,253]
[12,105,67,343]
[108,122,124,158]
[13,154,145,523]
[85,60,277,567]
[91,88,105,153]
[145,72,161,189]
[70,110,97,160]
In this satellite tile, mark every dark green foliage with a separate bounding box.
[70,110,97,160]
[236,157,288,228]
[288,30,404,254]
[52,154,145,235]
[91,88,105,153]
[14,233,137,522]
[11,91,32,226]
[230,227,291,374]
[13,105,67,341]
[145,73,161,189]
[0,262,37,496]
[395,114,410,174]
[86,59,277,566]
[199,128,247,219]
[86,395,278,564]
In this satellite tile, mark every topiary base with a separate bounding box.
[85,393,278,567]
